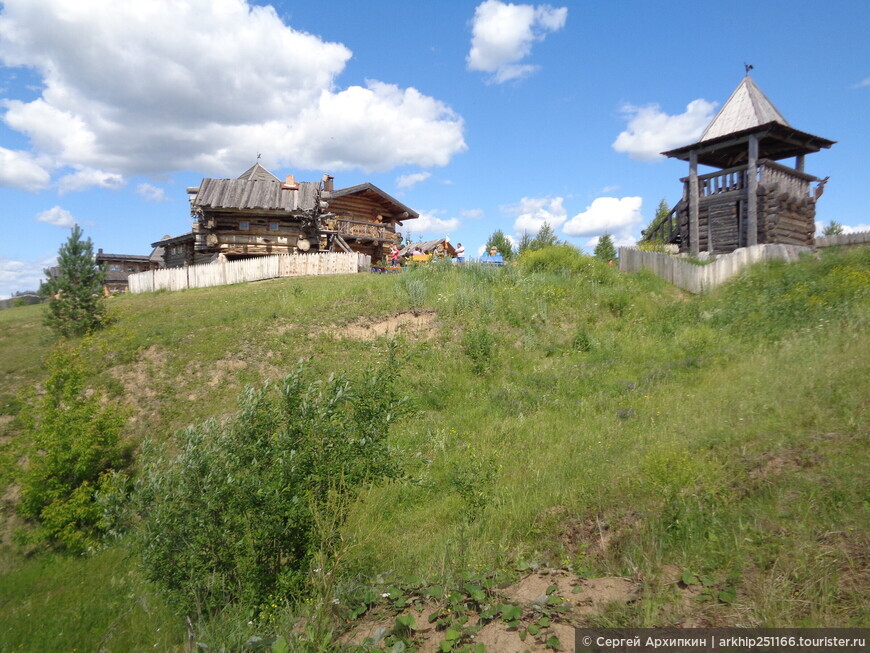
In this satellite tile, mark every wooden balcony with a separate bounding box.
[321,217,398,243]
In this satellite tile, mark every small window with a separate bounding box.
[269,222,279,231]
[239,221,249,231]
[127,266,136,272]
[109,264,122,271]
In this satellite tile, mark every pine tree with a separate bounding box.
[40,225,106,337]
[529,221,560,250]
[594,233,617,262]
[485,229,515,260]
[517,231,533,255]
[822,220,844,236]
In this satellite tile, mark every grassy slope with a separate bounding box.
[0,248,867,649]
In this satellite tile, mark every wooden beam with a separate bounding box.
[795,154,805,173]
[689,150,699,255]
[747,134,759,247]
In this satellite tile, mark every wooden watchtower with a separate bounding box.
[646,75,835,254]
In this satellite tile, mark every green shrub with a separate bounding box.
[518,245,616,284]
[17,342,129,553]
[398,277,428,314]
[136,359,412,619]
[462,323,497,375]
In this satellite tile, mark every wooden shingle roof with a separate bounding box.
[699,75,789,142]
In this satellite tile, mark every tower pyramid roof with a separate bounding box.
[699,75,789,142]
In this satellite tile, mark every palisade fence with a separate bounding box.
[618,244,810,294]
[619,231,870,294]
[128,252,370,294]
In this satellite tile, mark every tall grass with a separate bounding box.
[0,246,867,648]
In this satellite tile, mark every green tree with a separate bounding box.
[517,231,533,255]
[18,343,128,552]
[485,229,515,260]
[529,221,560,250]
[594,233,617,262]
[642,198,671,240]
[40,225,106,337]
[822,220,844,236]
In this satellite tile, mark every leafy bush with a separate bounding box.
[17,343,129,553]
[518,245,615,284]
[136,359,411,619]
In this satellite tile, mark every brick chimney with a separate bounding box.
[282,174,299,190]
[322,173,334,192]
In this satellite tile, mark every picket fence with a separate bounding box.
[128,252,370,294]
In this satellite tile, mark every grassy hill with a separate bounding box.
[0,247,867,650]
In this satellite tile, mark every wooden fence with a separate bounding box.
[814,230,870,249]
[618,244,811,294]
[128,252,370,294]
[620,231,870,294]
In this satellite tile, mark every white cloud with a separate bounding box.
[562,196,643,241]
[612,100,717,161]
[467,0,567,84]
[0,146,51,191]
[0,255,54,299]
[402,210,460,236]
[851,77,870,89]
[57,167,125,194]
[0,0,466,179]
[509,196,567,234]
[36,205,76,228]
[282,82,466,172]
[461,208,484,219]
[137,183,169,202]
[396,171,432,190]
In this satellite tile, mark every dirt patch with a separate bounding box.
[502,570,638,617]
[547,506,640,564]
[747,448,821,482]
[342,569,638,652]
[335,311,437,340]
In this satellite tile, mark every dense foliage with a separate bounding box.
[40,225,107,338]
[17,343,128,552]
[136,359,411,618]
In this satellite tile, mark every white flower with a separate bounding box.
[381,592,390,598]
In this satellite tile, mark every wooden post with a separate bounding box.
[689,151,699,255]
[747,135,759,246]
[795,154,805,173]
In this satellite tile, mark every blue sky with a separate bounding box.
[1,0,868,298]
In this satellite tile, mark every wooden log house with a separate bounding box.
[95,249,160,293]
[152,163,418,266]
[645,75,835,255]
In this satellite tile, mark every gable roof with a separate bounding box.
[237,162,281,183]
[700,75,789,142]
[191,164,320,212]
[325,182,418,221]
